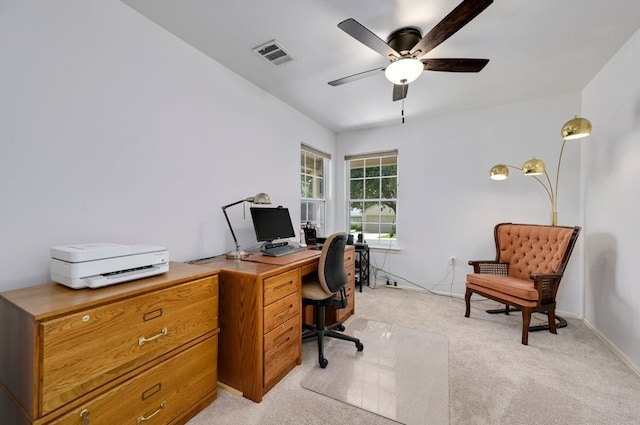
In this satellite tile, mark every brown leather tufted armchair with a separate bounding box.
[465,223,581,345]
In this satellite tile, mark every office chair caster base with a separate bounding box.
[356,342,364,351]
[335,324,345,332]
[319,357,328,368]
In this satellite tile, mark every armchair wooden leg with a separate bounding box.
[464,288,472,318]
[548,309,557,334]
[521,307,532,345]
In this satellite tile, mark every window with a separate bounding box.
[346,150,398,246]
[301,144,329,236]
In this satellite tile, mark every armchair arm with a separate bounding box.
[529,273,563,304]
[468,260,509,276]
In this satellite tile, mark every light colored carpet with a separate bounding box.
[187,285,640,425]
[300,318,448,425]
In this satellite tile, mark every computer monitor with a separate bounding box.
[250,207,296,242]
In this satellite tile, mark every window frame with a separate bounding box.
[346,150,398,248]
[300,143,330,238]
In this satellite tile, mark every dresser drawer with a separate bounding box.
[40,276,218,415]
[263,315,300,387]
[263,269,299,306]
[51,335,218,425]
[263,292,299,334]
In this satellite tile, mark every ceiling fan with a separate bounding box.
[328,0,493,102]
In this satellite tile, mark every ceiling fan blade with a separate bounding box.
[410,0,493,59]
[422,58,489,72]
[338,18,401,60]
[328,66,385,86]
[392,84,409,102]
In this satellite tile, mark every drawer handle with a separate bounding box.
[274,281,292,291]
[276,304,294,319]
[275,327,294,348]
[137,401,166,424]
[80,409,89,425]
[139,328,168,346]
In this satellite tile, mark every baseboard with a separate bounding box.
[583,319,640,378]
[555,309,580,320]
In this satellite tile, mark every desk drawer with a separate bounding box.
[263,316,300,387]
[345,264,355,285]
[40,276,218,415]
[51,335,218,425]
[335,276,355,323]
[264,292,299,334]
[299,262,318,277]
[263,269,299,306]
[344,249,354,266]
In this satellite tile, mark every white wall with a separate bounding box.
[582,27,640,369]
[336,93,585,314]
[0,0,335,291]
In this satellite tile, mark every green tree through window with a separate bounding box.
[347,151,398,245]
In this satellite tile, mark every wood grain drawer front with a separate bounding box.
[299,262,317,277]
[263,269,299,307]
[40,276,218,416]
[344,250,355,266]
[336,284,355,322]
[263,292,299,335]
[263,315,300,387]
[345,264,355,285]
[51,335,217,425]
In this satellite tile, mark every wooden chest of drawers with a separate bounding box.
[0,262,219,425]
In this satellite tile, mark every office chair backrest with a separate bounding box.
[318,232,348,295]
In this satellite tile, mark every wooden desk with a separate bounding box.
[192,245,355,403]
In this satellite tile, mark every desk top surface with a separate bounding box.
[191,245,354,277]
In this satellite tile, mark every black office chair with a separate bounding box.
[302,232,364,368]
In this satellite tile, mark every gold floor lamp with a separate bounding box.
[489,116,592,226]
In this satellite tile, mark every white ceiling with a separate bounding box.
[121,0,640,133]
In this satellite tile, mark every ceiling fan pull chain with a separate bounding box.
[401,98,405,124]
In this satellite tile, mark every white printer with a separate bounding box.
[50,243,169,289]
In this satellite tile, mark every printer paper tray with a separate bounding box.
[52,263,169,289]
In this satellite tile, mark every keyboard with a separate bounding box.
[261,244,307,257]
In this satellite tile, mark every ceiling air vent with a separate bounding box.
[252,40,294,66]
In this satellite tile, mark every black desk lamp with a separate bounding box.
[222,192,271,259]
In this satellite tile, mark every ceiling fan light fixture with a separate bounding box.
[384,58,423,85]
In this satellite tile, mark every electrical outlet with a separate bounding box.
[450,256,456,265]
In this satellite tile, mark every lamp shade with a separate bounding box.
[489,164,509,180]
[248,192,271,204]
[384,58,424,85]
[521,158,546,175]
[561,116,592,140]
